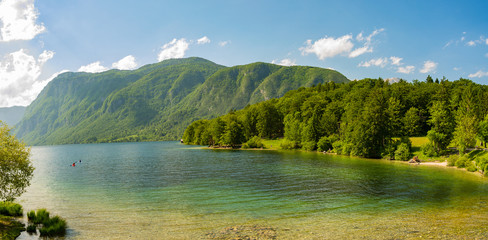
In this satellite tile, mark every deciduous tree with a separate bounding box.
[0,121,34,201]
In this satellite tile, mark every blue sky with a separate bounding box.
[0,0,487,107]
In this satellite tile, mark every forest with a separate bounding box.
[183,77,488,174]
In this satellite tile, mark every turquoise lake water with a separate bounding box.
[16,141,488,239]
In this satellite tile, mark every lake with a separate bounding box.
[17,141,488,239]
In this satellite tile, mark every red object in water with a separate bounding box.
[72,163,76,167]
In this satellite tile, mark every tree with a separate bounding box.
[256,101,283,139]
[427,101,455,154]
[452,114,477,154]
[0,121,34,202]
[478,115,488,148]
[221,118,244,148]
[403,107,421,136]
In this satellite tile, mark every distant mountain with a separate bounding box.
[14,57,349,145]
[0,106,26,126]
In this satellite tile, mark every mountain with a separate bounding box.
[14,57,349,145]
[0,106,26,126]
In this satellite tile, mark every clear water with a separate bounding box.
[16,141,488,239]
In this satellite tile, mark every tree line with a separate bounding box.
[183,77,488,161]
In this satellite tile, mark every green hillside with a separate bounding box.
[14,57,349,145]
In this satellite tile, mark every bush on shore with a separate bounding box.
[0,202,22,217]
[242,136,264,149]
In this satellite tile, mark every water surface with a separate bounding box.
[17,142,488,239]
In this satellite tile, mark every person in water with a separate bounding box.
[72,162,76,167]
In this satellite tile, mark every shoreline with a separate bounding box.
[200,145,485,177]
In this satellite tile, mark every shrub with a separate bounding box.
[317,136,333,152]
[475,156,488,173]
[332,140,343,155]
[447,154,459,167]
[0,202,23,216]
[383,139,399,160]
[342,143,354,156]
[242,136,264,149]
[455,156,470,168]
[280,139,300,150]
[301,141,316,151]
[467,164,478,172]
[399,136,412,149]
[395,143,411,161]
[421,143,437,157]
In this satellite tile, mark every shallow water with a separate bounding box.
[17,141,488,239]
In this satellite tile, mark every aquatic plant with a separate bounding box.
[39,216,67,237]
[27,209,67,237]
[26,224,37,233]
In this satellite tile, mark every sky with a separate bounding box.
[0,0,487,107]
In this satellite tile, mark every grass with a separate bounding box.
[409,136,450,162]
[409,136,430,147]
[0,202,22,217]
[0,216,24,240]
[261,138,285,150]
[27,209,67,237]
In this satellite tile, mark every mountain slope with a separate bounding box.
[15,57,349,145]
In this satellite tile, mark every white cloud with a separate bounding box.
[485,53,488,58]
[349,29,384,58]
[78,61,108,73]
[197,36,210,45]
[465,36,487,47]
[349,46,372,58]
[0,0,46,42]
[0,49,55,107]
[359,28,384,42]
[219,41,230,47]
[112,55,137,70]
[271,58,296,66]
[468,70,488,78]
[158,38,189,62]
[300,35,354,60]
[453,67,461,71]
[302,29,384,60]
[420,60,438,73]
[389,56,403,66]
[358,58,388,68]
[397,65,415,74]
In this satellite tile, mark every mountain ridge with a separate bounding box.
[14,57,349,145]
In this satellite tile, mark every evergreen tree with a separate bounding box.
[427,101,455,154]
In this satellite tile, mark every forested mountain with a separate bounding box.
[183,78,488,162]
[0,106,26,126]
[14,57,349,145]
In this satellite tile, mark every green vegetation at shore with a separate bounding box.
[184,77,488,175]
[0,202,68,239]
[27,209,67,237]
[14,57,348,145]
[0,202,24,240]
